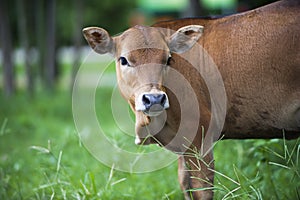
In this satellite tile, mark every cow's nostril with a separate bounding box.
[142,93,167,111]
[142,94,151,107]
[160,94,166,105]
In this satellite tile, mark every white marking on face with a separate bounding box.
[135,94,146,112]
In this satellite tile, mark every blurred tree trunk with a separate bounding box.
[188,0,204,17]
[71,0,84,92]
[44,0,56,90]
[16,0,35,95]
[0,0,16,96]
[35,0,45,85]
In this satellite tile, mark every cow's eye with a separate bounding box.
[166,56,172,66]
[119,57,130,66]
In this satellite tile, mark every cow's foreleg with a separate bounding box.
[178,151,214,200]
[178,155,193,200]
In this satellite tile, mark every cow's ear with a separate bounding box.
[168,25,203,54]
[83,27,115,55]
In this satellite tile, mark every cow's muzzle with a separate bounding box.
[136,92,169,116]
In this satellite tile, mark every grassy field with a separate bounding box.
[0,62,299,199]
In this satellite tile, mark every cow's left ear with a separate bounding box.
[168,25,203,54]
[82,27,115,55]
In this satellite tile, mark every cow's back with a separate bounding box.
[154,0,300,139]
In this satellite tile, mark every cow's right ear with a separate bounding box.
[82,27,115,55]
[168,25,203,54]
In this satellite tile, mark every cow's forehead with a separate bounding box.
[117,25,168,53]
[127,48,168,65]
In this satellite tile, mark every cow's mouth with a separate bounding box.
[143,104,165,117]
[134,107,167,146]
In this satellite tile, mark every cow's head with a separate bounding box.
[83,25,203,144]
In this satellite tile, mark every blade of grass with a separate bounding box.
[268,162,291,170]
[80,179,90,195]
[249,185,262,200]
[50,191,55,200]
[0,118,8,136]
[105,164,115,190]
[88,172,97,194]
[232,165,241,186]
[56,151,63,176]
[29,146,50,154]
[208,168,240,186]
[297,142,300,166]
[286,138,300,165]
[222,186,241,200]
[111,178,126,186]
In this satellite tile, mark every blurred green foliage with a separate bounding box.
[8,0,137,47]
[57,0,137,45]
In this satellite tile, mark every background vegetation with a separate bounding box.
[1,0,298,199]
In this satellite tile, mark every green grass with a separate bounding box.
[0,61,299,199]
[213,138,300,199]
[1,90,299,200]
[0,91,182,200]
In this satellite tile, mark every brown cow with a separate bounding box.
[83,0,300,199]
